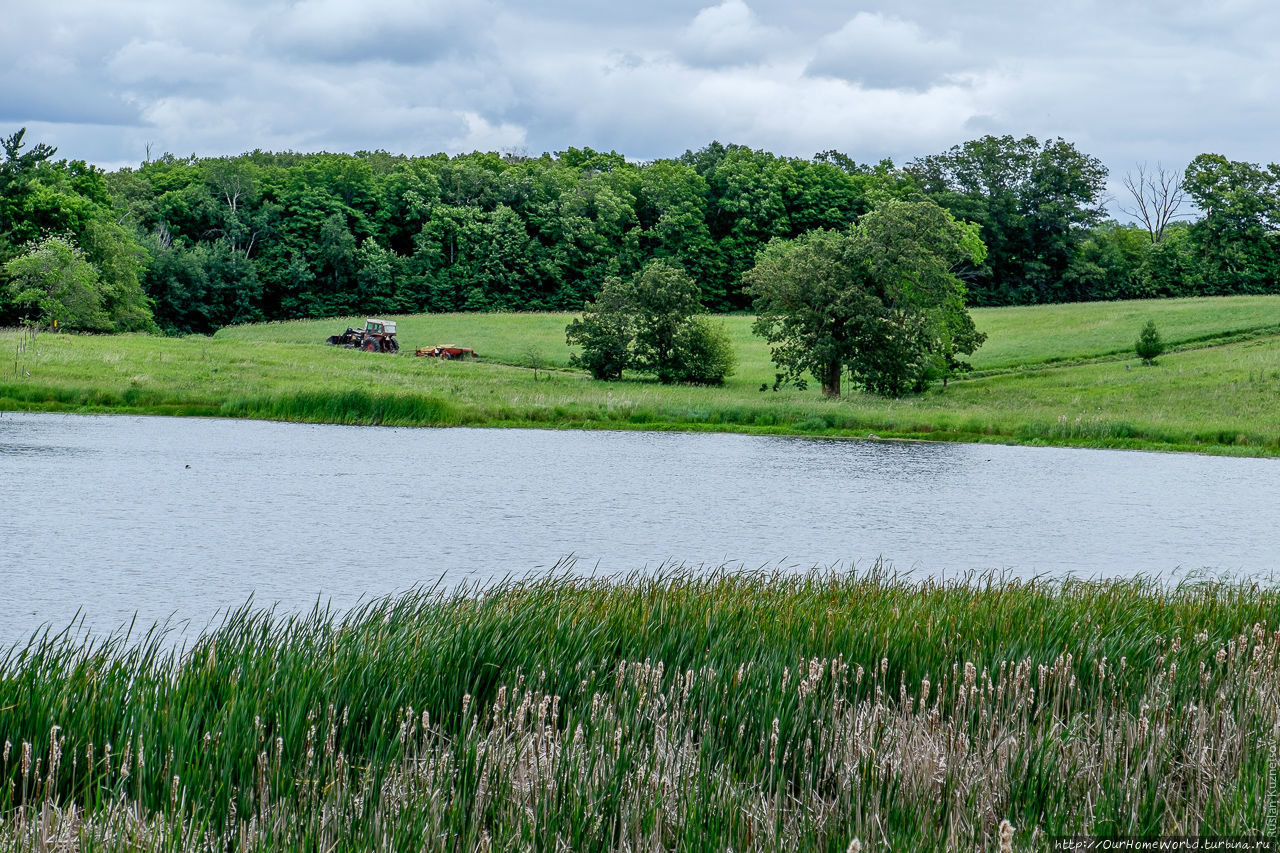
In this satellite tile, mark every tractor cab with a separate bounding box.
[326,318,399,352]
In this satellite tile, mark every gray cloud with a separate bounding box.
[104,40,253,103]
[258,0,495,65]
[0,88,140,128]
[0,4,144,128]
[4,0,1280,185]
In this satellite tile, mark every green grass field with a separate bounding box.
[214,295,1280,373]
[2,295,1279,454]
[3,571,1277,850]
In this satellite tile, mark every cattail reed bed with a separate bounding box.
[1,568,1277,851]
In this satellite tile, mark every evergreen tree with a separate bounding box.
[1135,320,1165,364]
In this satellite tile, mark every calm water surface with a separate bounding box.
[2,412,1277,645]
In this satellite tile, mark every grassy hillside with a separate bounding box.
[214,295,1280,374]
[968,295,1280,369]
[3,295,1280,454]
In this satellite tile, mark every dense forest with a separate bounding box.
[2,127,1279,334]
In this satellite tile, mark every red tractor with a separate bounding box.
[326,318,399,353]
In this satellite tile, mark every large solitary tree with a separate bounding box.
[745,199,986,397]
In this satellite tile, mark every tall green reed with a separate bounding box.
[1,567,1276,850]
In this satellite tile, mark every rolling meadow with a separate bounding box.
[2,295,1279,454]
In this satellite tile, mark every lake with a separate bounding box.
[2,411,1277,646]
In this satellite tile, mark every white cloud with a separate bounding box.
[677,0,781,68]
[807,13,968,91]
[506,41,991,165]
[447,112,527,153]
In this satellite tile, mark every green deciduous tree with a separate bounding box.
[566,259,735,384]
[4,235,110,330]
[746,199,986,397]
[0,128,58,246]
[0,129,159,330]
[636,161,716,300]
[193,239,264,329]
[81,218,156,332]
[354,238,398,315]
[1063,224,1156,301]
[746,228,866,397]
[909,135,1106,305]
[673,316,737,386]
[626,259,705,383]
[1183,153,1280,293]
[141,236,210,334]
[565,279,634,380]
[317,212,357,308]
[1144,224,1203,297]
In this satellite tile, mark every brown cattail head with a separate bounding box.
[999,819,1015,853]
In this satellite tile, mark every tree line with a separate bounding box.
[3,128,1280,335]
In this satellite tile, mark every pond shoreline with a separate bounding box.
[3,399,1277,459]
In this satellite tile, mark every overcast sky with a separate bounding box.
[4,0,1278,189]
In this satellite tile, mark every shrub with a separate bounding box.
[673,317,736,384]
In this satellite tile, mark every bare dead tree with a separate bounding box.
[204,160,262,266]
[155,220,172,250]
[501,145,531,164]
[1120,163,1186,243]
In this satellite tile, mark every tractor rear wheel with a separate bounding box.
[387,338,399,353]
[363,337,380,352]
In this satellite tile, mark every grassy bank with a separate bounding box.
[1,571,1276,850]
[2,295,1280,454]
